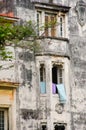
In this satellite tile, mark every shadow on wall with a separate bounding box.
[20,64,32,85]
[16,0,34,9]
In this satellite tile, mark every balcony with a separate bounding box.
[35,37,70,59]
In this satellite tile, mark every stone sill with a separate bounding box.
[38,36,69,42]
[40,94,47,97]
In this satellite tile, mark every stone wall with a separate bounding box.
[0,0,86,130]
[69,0,86,129]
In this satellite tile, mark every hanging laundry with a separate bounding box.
[56,84,67,103]
[40,82,46,94]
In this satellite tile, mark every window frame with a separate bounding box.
[45,13,57,37]
[0,108,8,130]
[40,64,46,82]
[58,14,65,37]
[52,64,63,84]
[39,63,46,94]
[36,10,66,38]
[52,64,64,94]
[37,11,42,36]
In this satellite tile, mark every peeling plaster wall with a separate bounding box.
[0,0,86,130]
[14,47,37,130]
[0,46,16,82]
[36,38,70,58]
[14,0,35,22]
[15,7,35,22]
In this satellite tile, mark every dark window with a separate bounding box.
[52,65,63,94]
[52,65,63,84]
[42,125,47,130]
[40,64,46,93]
[54,124,65,130]
[40,64,45,82]
[0,109,8,130]
[37,12,41,36]
[60,17,63,36]
[0,111,4,130]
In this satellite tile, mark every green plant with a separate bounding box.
[0,19,39,60]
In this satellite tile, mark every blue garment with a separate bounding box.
[56,84,67,104]
[40,82,46,94]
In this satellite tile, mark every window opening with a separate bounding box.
[0,109,8,130]
[41,125,47,130]
[52,65,63,84]
[54,124,65,130]
[37,11,41,36]
[52,66,57,84]
[0,110,4,130]
[45,14,49,37]
[60,17,63,36]
[59,15,65,37]
[40,64,45,82]
[52,65,63,94]
[45,13,56,37]
[36,10,66,38]
[40,64,46,93]
[51,15,56,37]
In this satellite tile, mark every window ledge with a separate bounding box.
[37,36,69,42]
[40,94,47,97]
[0,81,19,88]
[52,94,59,97]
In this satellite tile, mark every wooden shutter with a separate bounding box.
[51,15,56,37]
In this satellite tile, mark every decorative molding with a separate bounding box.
[0,81,19,88]
[55,104,64,114]
[33,2,70,12]
[76,0,86,26]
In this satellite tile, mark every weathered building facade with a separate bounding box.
[0,0,86,130]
